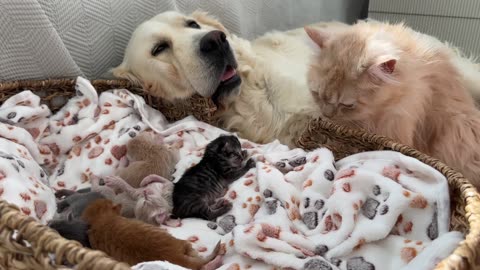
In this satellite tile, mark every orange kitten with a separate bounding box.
[305,21,480,189]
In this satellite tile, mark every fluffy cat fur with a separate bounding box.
[172,135,255,220]
[103,174,174,225]
[82,199,222,269]
[117,131,178,188]
[305,21,480,189]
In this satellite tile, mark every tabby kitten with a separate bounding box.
[172,135,255,220]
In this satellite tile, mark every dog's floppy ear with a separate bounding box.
[111,62,142,86]
[190,10,229,35]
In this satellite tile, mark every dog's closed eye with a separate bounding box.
[151,42,169,56]
[186,20,201,29]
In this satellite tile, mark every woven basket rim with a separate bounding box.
[0,78,478,269]
[0,78,133,91]
[302,118,480,269]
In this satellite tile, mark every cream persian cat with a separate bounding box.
[305,21,480,189]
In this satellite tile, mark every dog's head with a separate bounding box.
[113,11,241,105]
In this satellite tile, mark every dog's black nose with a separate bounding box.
[200,30,228,54]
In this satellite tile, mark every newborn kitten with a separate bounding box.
[173,135,255,220]
[104,174,174,225]
[89,174,136,218]
[117,131,178,188]
[82,199,222,269]
[305,21,480,188]
[55,189,105,221]
[48,219,91,248]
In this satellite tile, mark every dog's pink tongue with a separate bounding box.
[221,67,236,82]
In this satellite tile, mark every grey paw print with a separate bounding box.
[289,157,307,167]
[361,185,390,220]
[207,222,218,230]
[303,211,318,230]
[346,257,375,270]
[265,199,279,215]
[315,245,329,256]
[303,196,324,211]
[427,203,438,240]
[218,215,236,233]
[304,258,332,270]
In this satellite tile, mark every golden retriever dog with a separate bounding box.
[112,10,347,146]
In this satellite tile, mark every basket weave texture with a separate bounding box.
[0,79,478,270]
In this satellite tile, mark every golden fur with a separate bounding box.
[117,131,178,188]
[306,21,480,189]
[82,199,221,269]
[112,10,348,146]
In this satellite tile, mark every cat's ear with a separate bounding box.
[304,26,329,49]
[221,141,230,152]
[368,57,398,83]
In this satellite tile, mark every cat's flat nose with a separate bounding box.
[322,104,336,118]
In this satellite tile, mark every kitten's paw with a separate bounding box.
[245,158,256,169]
[212,198,231,209]
[104,176,122,189]
[165,218,182,227]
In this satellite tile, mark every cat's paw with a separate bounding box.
[103,176,123,189]
[212,198,231,209]
[245,158,256,169]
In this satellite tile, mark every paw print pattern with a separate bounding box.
[400,247,417,263]
[361,185,391,219]
[361,198,380,220]
[304,258,332,270]
[315,245,329,256]
[218,215,236,233]
[304,197,310,208]
[324,169,335,181]
[303,211,318,229]
[314,199,325,210]
[427,203,438,240]
[265,199,278,215]
[207,222,218,230]
[346,257,375,270]
[330,258,342,267]
[382,165,401,181]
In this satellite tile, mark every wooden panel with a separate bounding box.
[369,0,480,19]
[369,12,480,57]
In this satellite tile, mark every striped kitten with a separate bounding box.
[172,135,255,220]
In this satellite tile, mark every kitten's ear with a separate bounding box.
[221,141,230,151]
[304,26,329,49]
[368,56,398,83]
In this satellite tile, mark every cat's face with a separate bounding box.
[209,135,247,167]
[307,34,372,120]
[135,184,172,225]
[305,25,399,121]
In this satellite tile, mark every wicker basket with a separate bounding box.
[0,79,478,270]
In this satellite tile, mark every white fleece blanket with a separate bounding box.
[0,77,462,270]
